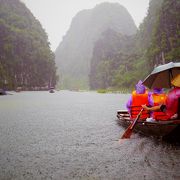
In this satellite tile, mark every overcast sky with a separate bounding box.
[21,0,149,51]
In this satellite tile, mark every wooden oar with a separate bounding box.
[120,108,144,139]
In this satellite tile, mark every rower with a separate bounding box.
[126,80,153,120]
[151,88,167,120]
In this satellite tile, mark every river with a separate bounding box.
[0,91,179,180]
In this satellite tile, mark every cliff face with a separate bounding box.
[0,0,57,89]
[89,0,180,90]
[146,0,180,66]
[55,2,137,89]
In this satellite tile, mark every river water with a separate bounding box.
[0,91,179,180]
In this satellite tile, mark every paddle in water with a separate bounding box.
[120,108,144,139]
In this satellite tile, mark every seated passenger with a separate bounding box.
[126,80,153,120]
[142,74,180,120]
[151,88,167,120]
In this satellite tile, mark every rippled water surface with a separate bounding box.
[0,91,180,180]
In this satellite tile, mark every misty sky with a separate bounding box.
[21,0,149,51]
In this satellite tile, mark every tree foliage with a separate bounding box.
[146,0,180,66]
[0,0,58,90]
[89,0,180,90]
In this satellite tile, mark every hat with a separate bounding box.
[135,80,146,94]
[171,74,180,87]
[153,88,163,94]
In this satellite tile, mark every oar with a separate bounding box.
[120,108,144,139]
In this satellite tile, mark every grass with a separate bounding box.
[97,88,131,94]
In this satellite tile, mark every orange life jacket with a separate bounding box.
[131,90,150,120]
[152,93,167,105]
[152,93,169,120]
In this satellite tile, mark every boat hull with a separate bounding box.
[117,110,180,137]
[0,89,6,95]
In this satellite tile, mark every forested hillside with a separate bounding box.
[89,0,180,90]
[1,0,178,91]
[55,3,137,90]
[0,0,57,90]
[89,29,136,89]
[146,0,180,66]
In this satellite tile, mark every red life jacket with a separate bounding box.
[131,90,150,120]
[166,87,180,119]
[152,93,168,120]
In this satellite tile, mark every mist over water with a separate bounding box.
[0,91,179,179]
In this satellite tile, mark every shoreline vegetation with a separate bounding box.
[97,88,131,94]
[5,88,131,94]
[56,87,131,94]
[4,87,170,95]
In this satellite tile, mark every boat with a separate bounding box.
[117,110,180,138]
[49,87,55,93]
[49,89,55,93]
[0,89,6,95]
[15,87,22,92]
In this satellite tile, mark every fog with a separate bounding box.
[21,0,149,51]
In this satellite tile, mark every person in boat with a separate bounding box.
[142,74,180,120]
[126,80,153,119]
[151,88,167,120]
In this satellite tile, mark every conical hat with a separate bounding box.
[171,74,180,87]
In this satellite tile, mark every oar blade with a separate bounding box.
[121,126,133,139]
[119,108,144,140]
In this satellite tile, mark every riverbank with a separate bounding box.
[97,88,131,94]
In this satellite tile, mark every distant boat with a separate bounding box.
[0,89,7,95]
[49,87,55,93]
[15,87,22,92]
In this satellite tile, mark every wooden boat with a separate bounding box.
[49,89,55,93]
[0,89,6,95]
[15,87,22,92]
[49,87,55,93]
[117,110,180,138]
